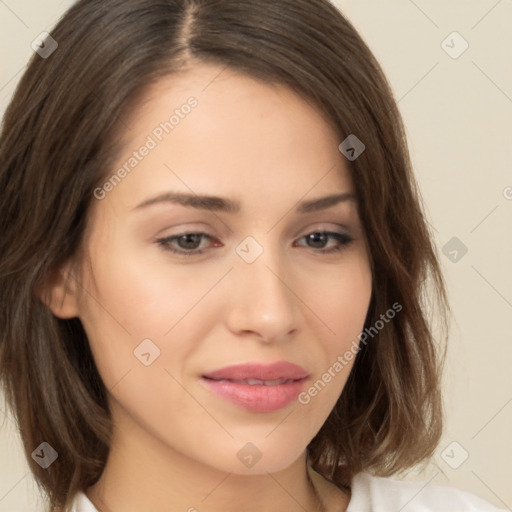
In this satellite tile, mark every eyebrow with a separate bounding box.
[133,191,357,214]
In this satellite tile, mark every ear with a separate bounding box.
[37,260,81,319]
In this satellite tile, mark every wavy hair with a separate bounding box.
[0,0,449,509]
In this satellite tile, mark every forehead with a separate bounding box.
[92,62,355,219]
[120,61,343,160]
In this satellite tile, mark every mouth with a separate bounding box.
[203,377,299,386]
[200,361,309,412]
[201,361,309,381]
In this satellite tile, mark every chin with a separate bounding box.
[199,436,307,476]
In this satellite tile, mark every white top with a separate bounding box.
[70,472,507,511]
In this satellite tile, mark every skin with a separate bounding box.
[45,62,372,512]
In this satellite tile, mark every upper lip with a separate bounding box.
[202,361,309,381]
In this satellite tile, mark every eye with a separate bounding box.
[156,230,354,258]
[156,232,217,257]
[294,231,354,254]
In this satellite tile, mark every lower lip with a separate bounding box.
[200,377,308,412]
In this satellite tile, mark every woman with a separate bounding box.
[0,1,504,511]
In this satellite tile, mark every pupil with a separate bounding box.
[308,232,326,248]
[180,234,201,249]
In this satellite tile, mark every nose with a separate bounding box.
[225,242,300,344]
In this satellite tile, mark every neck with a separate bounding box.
[84,411,344,512]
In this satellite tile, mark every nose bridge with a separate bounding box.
[228,234,298,339]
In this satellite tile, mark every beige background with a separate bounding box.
[1,1,511,510]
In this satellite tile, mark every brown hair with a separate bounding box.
[0,0,449,510]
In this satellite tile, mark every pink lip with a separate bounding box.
[201,361,309,412]
[202,361,309,381]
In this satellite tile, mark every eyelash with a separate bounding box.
[156,231,354,258]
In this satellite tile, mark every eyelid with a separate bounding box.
[158,222,351,243]
[156,225,354,259]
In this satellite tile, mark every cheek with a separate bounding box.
[311,250,372,343]
[79,242,223,337]
[300,251,372,399]
[76,246,230,392]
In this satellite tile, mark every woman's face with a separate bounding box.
[67,62,372,475]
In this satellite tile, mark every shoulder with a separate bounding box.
[68,474,507,512]
[68,491,98,512]
[347,472,507,512]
